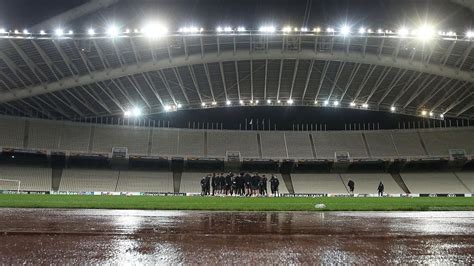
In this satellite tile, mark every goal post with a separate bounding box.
[0,179,21,193]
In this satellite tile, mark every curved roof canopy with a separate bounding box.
[0,30,472,120]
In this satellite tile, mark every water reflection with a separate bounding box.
[0,209,471,264]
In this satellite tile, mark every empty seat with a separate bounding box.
[116,171,173,192]
[92,125,149,154]
[392,131,426,157]
[0,116,25,148]
[340,173,404,194]
[59,169,119,192]
[454,172,474,192]
[28,120,62,150]
[0,166,51,191]
[207,131,259,158]
[312,132,368,159]
[151,128,178,156]
[292,174,347,194]
[364,132,398,157]
[260,132,287,158]
[401,172,469,194]
[60,123,91,152]
[177,130,204,157]
[285,132,314,159]
[421,129,474,156]
[180,172,207,193]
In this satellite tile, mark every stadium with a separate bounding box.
[0,0,473,264]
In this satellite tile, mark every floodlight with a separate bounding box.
[55,28,64,36]
[314,100,318,104]
[107,26,119,37]
[398,27,409,37]
[259,26,275,33]
[164,105,172,112]
[326,27,334,33]
[212,101,217,106]
[333,100,339,106]
[301,27,308,32]
[68,30,73,35]
[39,30,46,35]
[429,111,434,117]
[362,103,369,108]
[143,23,168,38]
[267,99,272,104]
[287,99,294,104]
[350,102,356,107]
[358,27,365,34]
[340,25,351,35]
[367,29,373,33]
[226,100,231,105]
[224,26,232,32]
[282,26,292,33]
[22,29,29,34]
[216,26,223,32]
[377,28,383,34]
[390,106,396,112]
[323,100,329,106]
[440,114,444,118]
[88,28,95,35]
[124,28,130,34]
[421,110,427,116]
[277,100,281,104]
[313,27,321,33]
[467,31,474,38]
[124,110,131,117]
[249,100,254,104]
[237,26,246,32]
[14,29,19,34]
[255,100,259,104]
[132,107,142,116]
[416,24,435,41]
[239,100,244,105]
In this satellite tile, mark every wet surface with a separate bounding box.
[0,209,472,264]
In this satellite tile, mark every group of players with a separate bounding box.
[200,172,280,197]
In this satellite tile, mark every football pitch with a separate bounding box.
[0,194,473,211]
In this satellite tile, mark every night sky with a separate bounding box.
[0,0,472,130]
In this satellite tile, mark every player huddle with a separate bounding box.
[201,172,281,197]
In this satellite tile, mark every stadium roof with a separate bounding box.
[0,0,472,121]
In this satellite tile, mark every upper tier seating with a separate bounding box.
[92,125,149,154]
[312,132,368,159]
[364,132,398,157]
[0,117,25,148]
[260,132,287,158]
[391,131,426,157]
[207,131,259,158]
[284,132,314,159]
[420,129,474,156]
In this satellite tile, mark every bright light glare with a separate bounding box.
[350,102,356,107]
[429,111,434,117]
[237,26,246,32]
[88,28,95,35]
[362,103,369,108]
[340,25,351,35]
[132,107,141,116]
[358,27,365,34]
[216,26,223,32]
[333,101,339,106]
[179,26,200,33]
[416,24,435,41]
[107,26,119,37]
[239,100,244,105]
[164,105,172,112]
[39,30,46,35]
[398,27,409,37]
[224,26,232,32]
[277,100,281,104]
[259,26,276,33]
[143,23,168,38]
[287,99,294,104]
[201,102,206,107]
[390,106,396,112]
[323,100,329,106]
[177,103,182,108]
[55,28,64,36]
[313,27,321,32]
[22,29,29,34]
[467,31,474,38]
[267,99,272,104]
[301,27,308,32]
[0,28,6,34]
[282,26,292,33]
[124,110,131,117]
[421,110,427,116]
[226,100,231,105]
[314,100,318,104]
[440,114,444,118]
[255,100,259,104]
[326,27,334,33]
[212,101,217,105]
[377,28,383,34]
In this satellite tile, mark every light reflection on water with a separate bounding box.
[0,209,472,264]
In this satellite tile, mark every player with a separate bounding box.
[377,181,384,197]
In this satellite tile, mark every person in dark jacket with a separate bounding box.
[225,173,233,195]
[211,173,217,196]
[259,175,268,196]
[348,178,355,195]
[200,176,207,196]
[270,175,280,197]
[377,181,384,197]
[244,172,252,196]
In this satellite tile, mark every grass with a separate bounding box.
[0,194,473,211]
